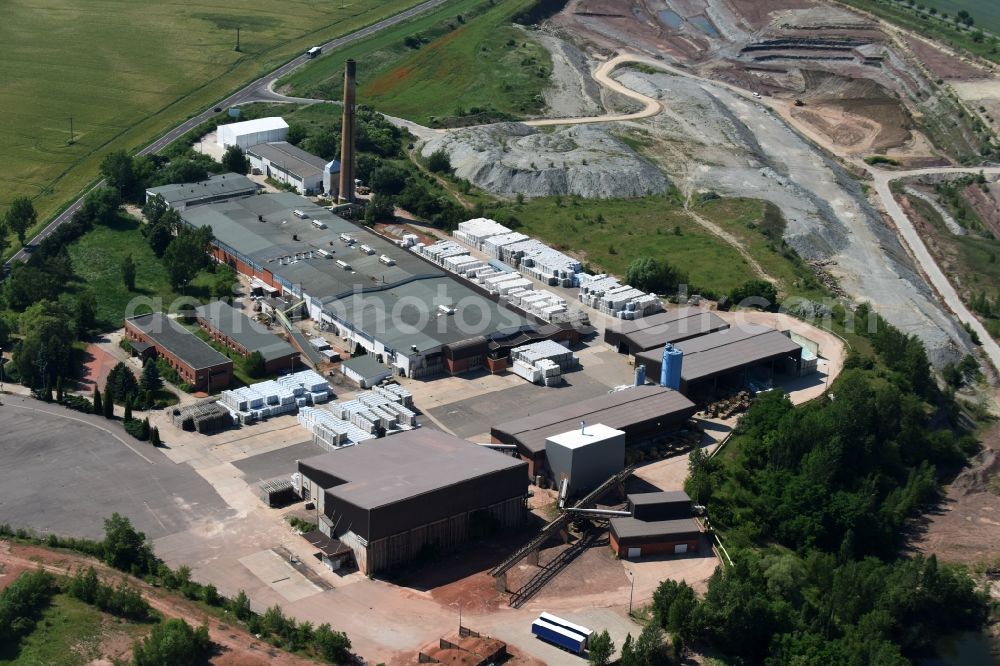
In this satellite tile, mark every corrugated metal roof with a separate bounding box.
[247,141,327,180]
[195,300,297,362]
[492,385,695,454]
[341,354,388,381]
[623,310,730,351]
[635,326,801,383]
[146,173,258,206]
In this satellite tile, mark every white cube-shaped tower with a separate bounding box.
[545,423,626,498]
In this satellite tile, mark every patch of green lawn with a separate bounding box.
[490,196,760,298]
[695,198,830,301]
[0,594,147,666]
[66,215,214,330]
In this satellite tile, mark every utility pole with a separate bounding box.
[68,117,75,145]
[627,569,634,616]
[235,27,241,52]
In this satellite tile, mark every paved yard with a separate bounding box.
[0,398,233,540]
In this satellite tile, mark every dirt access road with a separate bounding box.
[870,166,1000,372]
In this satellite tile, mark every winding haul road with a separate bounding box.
[4,0,453,267]
[870,167,1000,372]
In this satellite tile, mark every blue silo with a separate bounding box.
[634,363,646,387]
[660,343,683,390]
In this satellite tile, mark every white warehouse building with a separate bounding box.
[217,117,289,150]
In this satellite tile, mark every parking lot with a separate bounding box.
[0,398,233,540]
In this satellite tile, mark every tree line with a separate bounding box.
[663,313,990,663]
[0,515,353,664]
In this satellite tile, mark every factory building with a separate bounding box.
[194,301,299,375]
[604,308,730,355]
[546,423,625,498]
[635,324,803,395]
[144,173,259,212]
[610,490,701,558]
[217,116,289,150]
[246,141,333,195]
[491,385,696,478]
[176,193,556,379]
[296,429,528,574]
[340,354,392,388]
[124,312,233,392]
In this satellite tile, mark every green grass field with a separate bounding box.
[842,1,1000,62]
[917,0,1000,36]
[280,0,552,126]
[487,196,818,298]
[0,0,426,253]
[66,215,215,330]
[0,594,147,665]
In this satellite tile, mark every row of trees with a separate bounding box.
[7,514,352,663]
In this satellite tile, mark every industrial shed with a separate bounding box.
[491,385,696,478]
[195,301,298,374]
[340,354,391,388]
[610,517,702,558]
[297,430,528,574]
[636,325,803,395]
[178,193,543,380]
[247,141,330,195]
[628,491,692,520]
[604,308,730,355]
[217,116,288,149]
[144,173,259,211]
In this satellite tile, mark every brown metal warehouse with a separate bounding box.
[635,324,803,395]
[297,430,528,574]
[604,307,730,356]
[490,385,696,478]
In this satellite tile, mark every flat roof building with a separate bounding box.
[144,173,259,211]
[247,141,331,196]
[340,354,392,389]
[124,312,233,392]
[610,517,702,559]
[194,301,298,374]
[635,325,803,395]
[604,308,730,355]
[491,385,696,477]
[297,429,528,573]
[179,193,545,379]
[546,424,625,498]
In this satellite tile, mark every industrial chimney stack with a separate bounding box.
[338,59,357,203]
